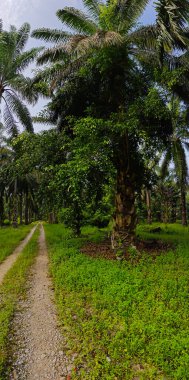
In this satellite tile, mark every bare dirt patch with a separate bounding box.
[8,224,73,380]
[0,225,37,285]
[81,237,173,261]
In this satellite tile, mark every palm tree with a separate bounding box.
[32,0,189,253]
[161,96,189,226]
[0,21,41,136]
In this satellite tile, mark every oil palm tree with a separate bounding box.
[32,0,189,253]
[0,21,41,136]
[161,96,189,226]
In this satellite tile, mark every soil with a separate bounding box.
[0,225,37,285]
[81,237,173,261]
[8,224,73,380]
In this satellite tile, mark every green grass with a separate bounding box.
[0,227,39,379]
[45,223,189,380]
[137,222,189,243]
[0,225,33,264]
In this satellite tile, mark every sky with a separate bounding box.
[0,0,156,132]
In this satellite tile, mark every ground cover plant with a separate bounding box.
[0,226,39,379]
[0,225,33,264]
[45,223,189,379]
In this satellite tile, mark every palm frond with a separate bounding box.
[13,47,43,72]
[176,51,189,69]
[33,54,87,91]
[2,95,19,136]
[115,0,149,32]
[155,0,189,51]
[33,63,65,83]
[0,19,3,33]
[172,139,188,181]
[32,28,72,43]
[32,116,55,126]
[161,148,172,178]
[83,0,102,20]
[129,25,158,49]
[68,30,123,53]
[57,7,97,35]
[8,75,39,104]
[15,23,30,54]
[132,47,159,67]
[4,91,34,133]
[36,45,68,65]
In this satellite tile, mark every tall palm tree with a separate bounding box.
[161,96,189,226]
[0,21,41,136]
[32,0,189,253]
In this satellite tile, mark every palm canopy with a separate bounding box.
[32,0,149,64]
[0,21,41,136]
[32,0,189,67]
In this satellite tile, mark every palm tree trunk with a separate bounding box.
[25,189,29,225]
[111,166,136,256]
[146,189,152,224]
[0,191,4,226]
[8,195,12,224]
[12,178,18,228]
[19,192,23,225]
[181,185,187,226]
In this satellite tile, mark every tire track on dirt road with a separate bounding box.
[9,224,73,380]
[0,225,38,285]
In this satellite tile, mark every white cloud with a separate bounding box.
[0,0,83,31]
[0,0,29,28]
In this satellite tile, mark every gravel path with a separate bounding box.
[8,224,73,380]
[0,225,37,285]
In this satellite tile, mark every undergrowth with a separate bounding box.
[45,223,189,380]
[0,226,39,379]
[0,225,33,264]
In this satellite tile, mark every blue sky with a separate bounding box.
[0,0,156,132]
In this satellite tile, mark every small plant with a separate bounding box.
[127,244,140,262]
[3,219,10,226]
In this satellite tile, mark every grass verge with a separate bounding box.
[0,226,39,379]
[0,225,33,264]
[45,223,189,380]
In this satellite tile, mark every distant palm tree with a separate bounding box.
[0,21,41,136]
[161,96,189,226]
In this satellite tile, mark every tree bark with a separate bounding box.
[146,189,152,224]
[111,167,136,256]
[19,192,23,225]
[181,185,187,226]
[0,191,4,226]
[111,132,138,257]
[25,189,29,225]
[12,178,18,228]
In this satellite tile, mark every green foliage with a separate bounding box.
[0,225,32,264]
[45,223,189,379]
[3,220,10,226]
